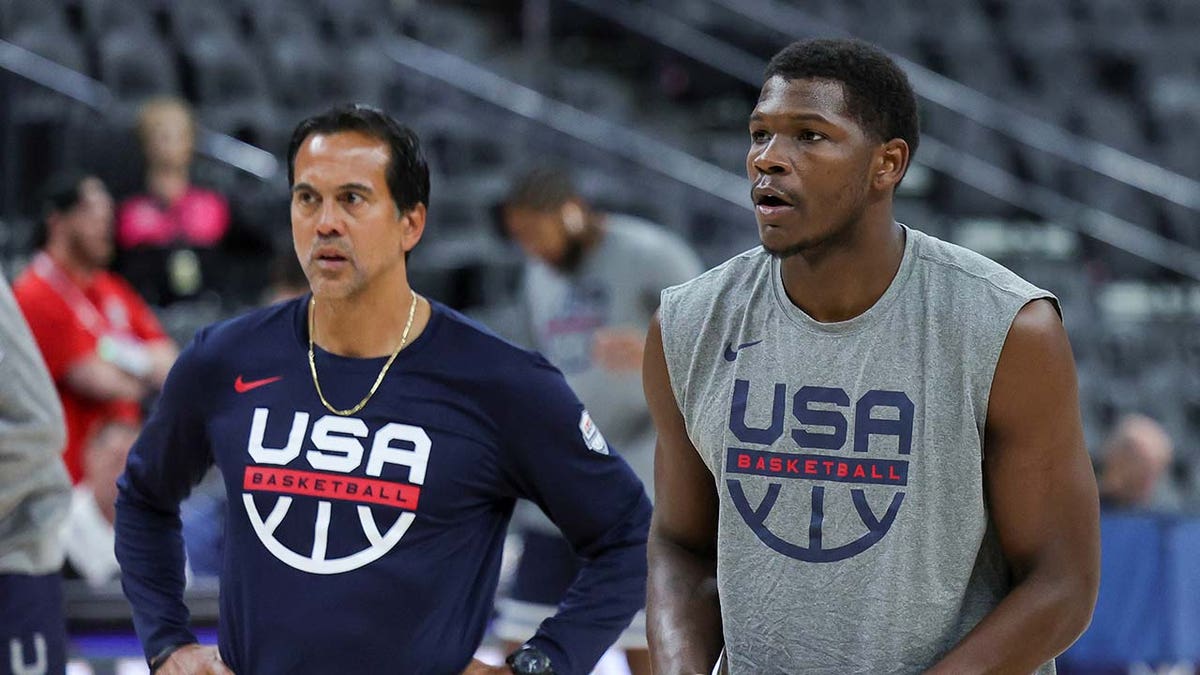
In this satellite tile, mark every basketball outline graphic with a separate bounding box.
[724,379,914,563]
[242,496,416,575]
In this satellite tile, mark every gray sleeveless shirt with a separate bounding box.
[659,227,1057,674]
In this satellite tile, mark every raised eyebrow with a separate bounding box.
[339,183,374,195]
[750,112,834,125]
[291,182,316,195]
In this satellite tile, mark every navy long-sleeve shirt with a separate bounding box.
[115,297,650,674]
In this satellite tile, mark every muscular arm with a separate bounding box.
[644,315,724,673]
[928,299,1100,674]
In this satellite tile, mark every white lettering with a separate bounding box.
[366,423,430,485]
[9,633,47,675]
[306,416,368,473]
[248,408,308,465]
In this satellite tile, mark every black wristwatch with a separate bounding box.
[505,644,555,675]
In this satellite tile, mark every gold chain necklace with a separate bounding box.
[308,289,418,416]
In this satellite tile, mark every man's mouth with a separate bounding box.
[753,188,796,217]
[313,248,351,269]
[756,195,790,207]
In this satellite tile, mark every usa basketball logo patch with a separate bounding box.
[579,410,609,455]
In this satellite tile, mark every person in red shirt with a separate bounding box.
[116,97,231,305]
[14,171,178,483]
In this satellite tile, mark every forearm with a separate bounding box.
[66,359,147,401]
[114,487,196,661]
[928,569,1096,674]
[532,499,650,675]
[647,535,723,674]
[146,341,178,389]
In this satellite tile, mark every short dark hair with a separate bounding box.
[287,104,430,214]
[491,165,581,241]
[504,165,578,212]
[765,38,919,159]
[32,170,92,249]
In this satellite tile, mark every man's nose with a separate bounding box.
[751,137,789,175]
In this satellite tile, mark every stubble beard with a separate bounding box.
[762,186,869,260]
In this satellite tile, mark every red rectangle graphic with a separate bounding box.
[243,466,421,511]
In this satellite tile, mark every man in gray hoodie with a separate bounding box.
[0,268,71,675]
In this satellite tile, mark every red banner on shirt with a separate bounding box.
[243,466,421,510]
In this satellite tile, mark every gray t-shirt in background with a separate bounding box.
[510,214,703,533]
[659,226,1057,674]
[0,269,70,575]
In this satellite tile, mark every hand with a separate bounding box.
[460,658,513,674]
[156,644,233,675]
[593,327,645,372]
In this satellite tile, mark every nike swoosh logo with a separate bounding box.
[234,375,282,393]
[723,340,763,362]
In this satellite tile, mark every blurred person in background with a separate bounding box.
[492,166,703,675]
[0,269,71,675]
[61,420,140,587]
[13,171,178,484]
[263,248,311,305]
[177,249,316,581]
[116,97,231,306]
[1097,413,1179,511]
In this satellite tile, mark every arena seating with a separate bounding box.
[1,0,1197,497]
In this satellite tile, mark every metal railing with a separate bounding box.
[0,39,280,181]
[563,0,1200,279]
[703,0,1200,213]
[382,35,750,210]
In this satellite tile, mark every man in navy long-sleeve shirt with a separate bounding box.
[115,104,651,675]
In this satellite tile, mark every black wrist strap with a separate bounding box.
[149,642,196,673]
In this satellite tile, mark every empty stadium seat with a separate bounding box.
[80,0,156,39]
[0,0,67,37]
[3,24,91,122]
[261,35,341,115]
[167,0,241,44]
[96,28,180,106]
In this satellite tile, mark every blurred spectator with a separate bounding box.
[14,171,178,483]
[115,97,231,306]
[1097,414,1179,511]
[60,420,139,587]
[176,249,311,579]
[263,248,310,305]
[491,165,704,675]
[0,267,72,675]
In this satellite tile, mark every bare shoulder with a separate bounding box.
[1008,298,1066,342]
[986,297,1080,456]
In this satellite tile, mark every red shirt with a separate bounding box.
[116,187,229,249]
[13,255,168,482]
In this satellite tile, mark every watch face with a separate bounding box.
[509,647,552,674]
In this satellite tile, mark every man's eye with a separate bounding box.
[799,131,825,142]
[750,130,770,143]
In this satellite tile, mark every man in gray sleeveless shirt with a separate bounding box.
[1,269,71,675]
[645,39,1100,674]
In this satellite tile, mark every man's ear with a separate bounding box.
[561,200,585,235]
[873,138,910,192]
[400,203,427,253]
